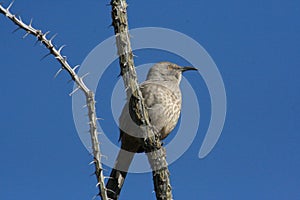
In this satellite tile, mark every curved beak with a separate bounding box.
[181,66,198,72]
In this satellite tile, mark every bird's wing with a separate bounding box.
[140,82,181,138]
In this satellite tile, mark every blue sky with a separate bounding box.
[0,0,300,199]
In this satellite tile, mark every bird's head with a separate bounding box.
[146,62,197,83]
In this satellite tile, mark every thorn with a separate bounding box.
[89,160,95,165]
[12,27,21,33]
[54,68,64,78]
[49,33,57,44]
[82,104,87,108]
[100,155,108,160]
[81,72,90,80]
[104,176,113,180]
[29,18,33,27]
[58,45,66,54]
[73,65,80,71]
[69,86,80,96]
[92,194,98,200]
[43,31,50,38]
[22,32,30,39]
[34,38,40,46]
[40,52,51,61]
[7,0,14,11]
[50,33,57,40]
[96,118,104,121]
[105,188,116,194]
[96,182,101,187]
[63,56,67,61]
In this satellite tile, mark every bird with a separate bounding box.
[106,62,197,199]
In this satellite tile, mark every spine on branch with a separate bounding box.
[110,0,173,199]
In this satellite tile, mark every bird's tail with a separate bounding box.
[106,149,135,199]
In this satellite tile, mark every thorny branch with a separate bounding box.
[0,3,108,200]
[110,0,173,199]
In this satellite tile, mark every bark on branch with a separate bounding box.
[110,0,173,199]
[0,3,108,200]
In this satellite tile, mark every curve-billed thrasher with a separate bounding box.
[106,62,197,199]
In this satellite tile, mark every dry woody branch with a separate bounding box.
[109,0,173,199]
[0,3,108,200]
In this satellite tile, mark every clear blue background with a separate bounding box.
[0,0,299,199]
